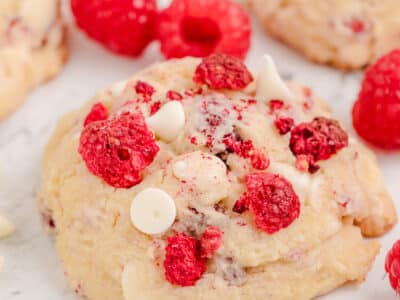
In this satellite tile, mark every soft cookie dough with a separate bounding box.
[249,0,400,70]
[38,56,396,300]
[0,0,67,119]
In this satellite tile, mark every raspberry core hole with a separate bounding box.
[181,17,221,54]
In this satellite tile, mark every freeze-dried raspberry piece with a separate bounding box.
[84,103,108,126]
[78,112,159,188]
[200,226,222,258]
[167,90,183,101]
[223,136,269,170]
[135,81,155,100]
[164,233,206,286]
[385,240,400,294]
[234,173,300,234]
[193,54,253,90]
[149,101,161,115]
[274,117,294,135]
[269,99,285,113]
[352,49,400,149]
[232,194,248,214]
[290,117,348,171]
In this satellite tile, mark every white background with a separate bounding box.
[0,3,399,300]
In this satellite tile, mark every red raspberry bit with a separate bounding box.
[190,136,198,145]
[200,226,223,258]
[232,194,248,214]
[164,233,206,287]
[84,102,108,126]
[167,90,183,101]
[269,99,285,113]
[223,136,269,170]
[385,240,400,294]
[193,53,253,90]
[249,149,270,170]
[352,49,400,149]
[157,0,251,59]
[235,173,300,234]
[346,18,365,34]
[274,117,294,135]
[135,81,155,101]
[78,112,159,188]
[71,0,157,57]
[149,101,161,116]
[290,117,348,172]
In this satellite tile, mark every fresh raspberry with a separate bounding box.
[274,117,294,135]
[71,0,157,57]
[193,54,253,90]
[78,112,159,188]
[157,0,251,59]
[234,173,300,234]
[200,226,223,258]
[84,103,108,126]
[352,49,400,149]
[290,117,348,172]
[164,233,206,286]
[386,240,400,294]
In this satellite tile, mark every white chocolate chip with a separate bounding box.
[256,55,295,103]
[146,101,185,142]
[0,214,15,239]
[172,151,229,205]
[130,188,176,235]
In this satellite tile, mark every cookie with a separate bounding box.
[38,54,396,300]
[249,0,400,70]
[0,0,67,119]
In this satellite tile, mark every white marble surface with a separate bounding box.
[0,10,399,300]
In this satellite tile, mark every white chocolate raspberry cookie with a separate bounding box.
[0,0,67,119]
[38,54,396,300]
[249,0,400,70]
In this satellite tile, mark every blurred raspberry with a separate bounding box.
[352,49,400,149]
[385,240,400,294]
[157,0,251,59]
[234,173,300,234]
[71,0,157,57]
[79,112,159,188]
[200,226,222,258]
[194,54,253,90]
[290,117,348,172]
[164,233,206,286]
[84,103,108,126]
